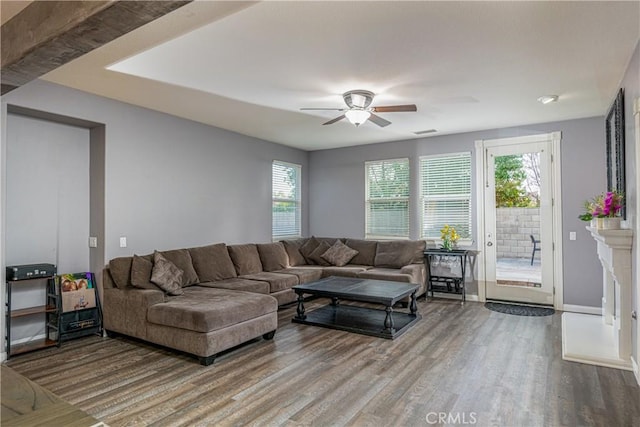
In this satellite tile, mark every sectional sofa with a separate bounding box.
[102,237,426,365]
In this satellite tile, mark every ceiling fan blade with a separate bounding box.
[371,104,417,113]
[368,113,391,127]
[323,115,346,125]
[300,107,345,111]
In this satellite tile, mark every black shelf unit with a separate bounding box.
[424,249,470,304]
[58,272,103,342]
[5,267,60,359]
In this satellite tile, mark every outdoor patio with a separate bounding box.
[496,257,541,286]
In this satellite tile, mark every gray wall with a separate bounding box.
[1,80,310,261]
[6,114,91,272]
[309,117,606,307]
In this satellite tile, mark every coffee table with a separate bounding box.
[292,276,421,339]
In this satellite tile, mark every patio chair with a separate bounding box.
[530,234,540,265]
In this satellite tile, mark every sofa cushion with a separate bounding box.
[281,238,308,266]
[257,242,289,271]
[316,237,344,245]
[130,254,159,290]
[159,249,199,287]
[240,271,298,293]
[345,239,378,266]
[400,264,426,289]
[228,244,263,276]
[321,240,359,267]
[374,240,426,268]
[197,278,270,294]
[188,243,237,282]
[299,236,320,263]
[322,265,371,278]
[151,251,184,296]
[357,267,412,283]
[307,240,332,266]
[108,257,133,289]
[275,267,324,283]
[147,287,277,333]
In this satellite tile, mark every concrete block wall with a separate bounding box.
[496,207,540,259]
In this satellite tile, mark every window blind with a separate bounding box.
[272,161,301,240]
[365,158,410,239]
[420,152,472,239]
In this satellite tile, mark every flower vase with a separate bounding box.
[601,217,621,230]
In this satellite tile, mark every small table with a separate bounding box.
[292,276,421,339]
[424,249,470,304]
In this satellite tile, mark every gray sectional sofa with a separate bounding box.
[102,237,426,365]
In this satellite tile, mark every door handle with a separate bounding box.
[487,242,493,247]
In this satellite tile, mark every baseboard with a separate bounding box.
[430,292,479,302]
[632,357,640,386]
[562,304,601,315]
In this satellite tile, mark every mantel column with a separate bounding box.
[587,227,633,360]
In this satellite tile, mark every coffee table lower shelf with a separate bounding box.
[292,304,421,339]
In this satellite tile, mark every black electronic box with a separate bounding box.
[6,263,57,281]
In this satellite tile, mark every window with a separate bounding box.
[272,161,301,240]
[420,152,472,240]
[365,158,410,239]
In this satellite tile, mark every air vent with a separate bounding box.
[414,129,437,135]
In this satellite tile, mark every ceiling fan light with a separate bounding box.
[345,110,371,126]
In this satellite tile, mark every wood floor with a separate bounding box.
[5,298,640,426]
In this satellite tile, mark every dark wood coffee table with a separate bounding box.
[292,276,421,339]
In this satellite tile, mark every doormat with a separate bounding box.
[484,302,555,317]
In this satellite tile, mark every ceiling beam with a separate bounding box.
[1,0,192,95]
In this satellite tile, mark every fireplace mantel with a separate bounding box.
[561,226,633,370]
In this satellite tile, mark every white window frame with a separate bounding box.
[419,151,472,244]
[272,160,302,240]
[365,158,410,240]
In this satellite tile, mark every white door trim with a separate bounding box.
[633,96,640,385]
[475,132,563,309]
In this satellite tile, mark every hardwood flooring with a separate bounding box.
[5,298,640,426]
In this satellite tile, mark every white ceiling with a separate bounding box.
[41,1,640,151]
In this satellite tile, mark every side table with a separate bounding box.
[423,249,470,304]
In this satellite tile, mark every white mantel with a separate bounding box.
[561,226,633,370]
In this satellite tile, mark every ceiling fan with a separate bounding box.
[300,90,417,127]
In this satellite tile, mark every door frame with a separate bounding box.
[633,96,640,384]
[475,132,564,309]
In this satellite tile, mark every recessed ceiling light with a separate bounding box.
[537,95,559,104]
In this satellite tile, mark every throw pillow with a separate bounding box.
[188,243,237,282]
[307,240,332,266]
[130,254,160,290]
[159,249,199,287]
[108,257,133,289]
[228,244,263,275]
[151,251,184,296]
[344,238,378,266]
[299,236,320,263]
[321,240,359,267]
[281,238,307,266]
[257,242,289,271]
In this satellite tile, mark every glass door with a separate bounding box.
[484,141,554,305]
